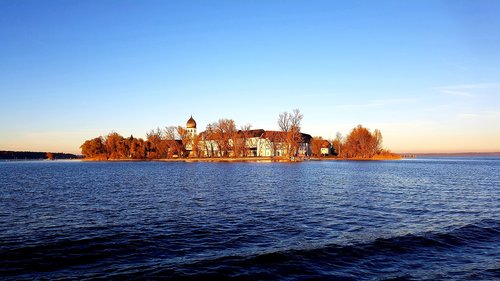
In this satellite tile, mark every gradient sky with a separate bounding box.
[1,0,499,154]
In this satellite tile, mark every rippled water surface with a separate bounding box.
[0,158,499,280]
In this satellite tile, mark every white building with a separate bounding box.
[184,116,311,157]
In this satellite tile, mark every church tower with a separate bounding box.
[186,115,197,138]
[185,115,197,156]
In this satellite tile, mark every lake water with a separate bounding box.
[0,158,499,280]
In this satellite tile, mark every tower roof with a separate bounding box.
[186,115,197,128]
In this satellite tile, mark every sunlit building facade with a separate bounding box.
[184,116,311,158]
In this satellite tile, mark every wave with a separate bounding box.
[1,219,498,280]
[150,219,500,280]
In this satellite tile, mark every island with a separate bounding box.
[80,110,401,161]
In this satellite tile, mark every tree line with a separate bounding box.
[80,109,306,160]
[80,128,187,160]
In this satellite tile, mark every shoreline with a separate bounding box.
[82,156,402,163]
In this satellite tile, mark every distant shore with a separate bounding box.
[0,150,83,160]
[412,152,500,157]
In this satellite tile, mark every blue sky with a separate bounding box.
[1,0,499,153]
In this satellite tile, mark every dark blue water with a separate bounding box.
[0,158,499,280]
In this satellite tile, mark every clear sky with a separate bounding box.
[1,0,499,154]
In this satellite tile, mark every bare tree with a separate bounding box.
[164,126,178,140]
[332,132,344,157]
[278,111,291,133]
[162,126,179,158]
[372,129,383,155]
[239,124,252,157]
[146,128,164,159]
[212,119,236,157]
[203,124,217,157]
[278,109,303,157]
[191,133,201,157]
[177,126,192,158]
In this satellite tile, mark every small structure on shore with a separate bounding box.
[320,140,333,156]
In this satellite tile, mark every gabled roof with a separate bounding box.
[320,140,331,148]
[237,129,265,138]
[262,131,312,142]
